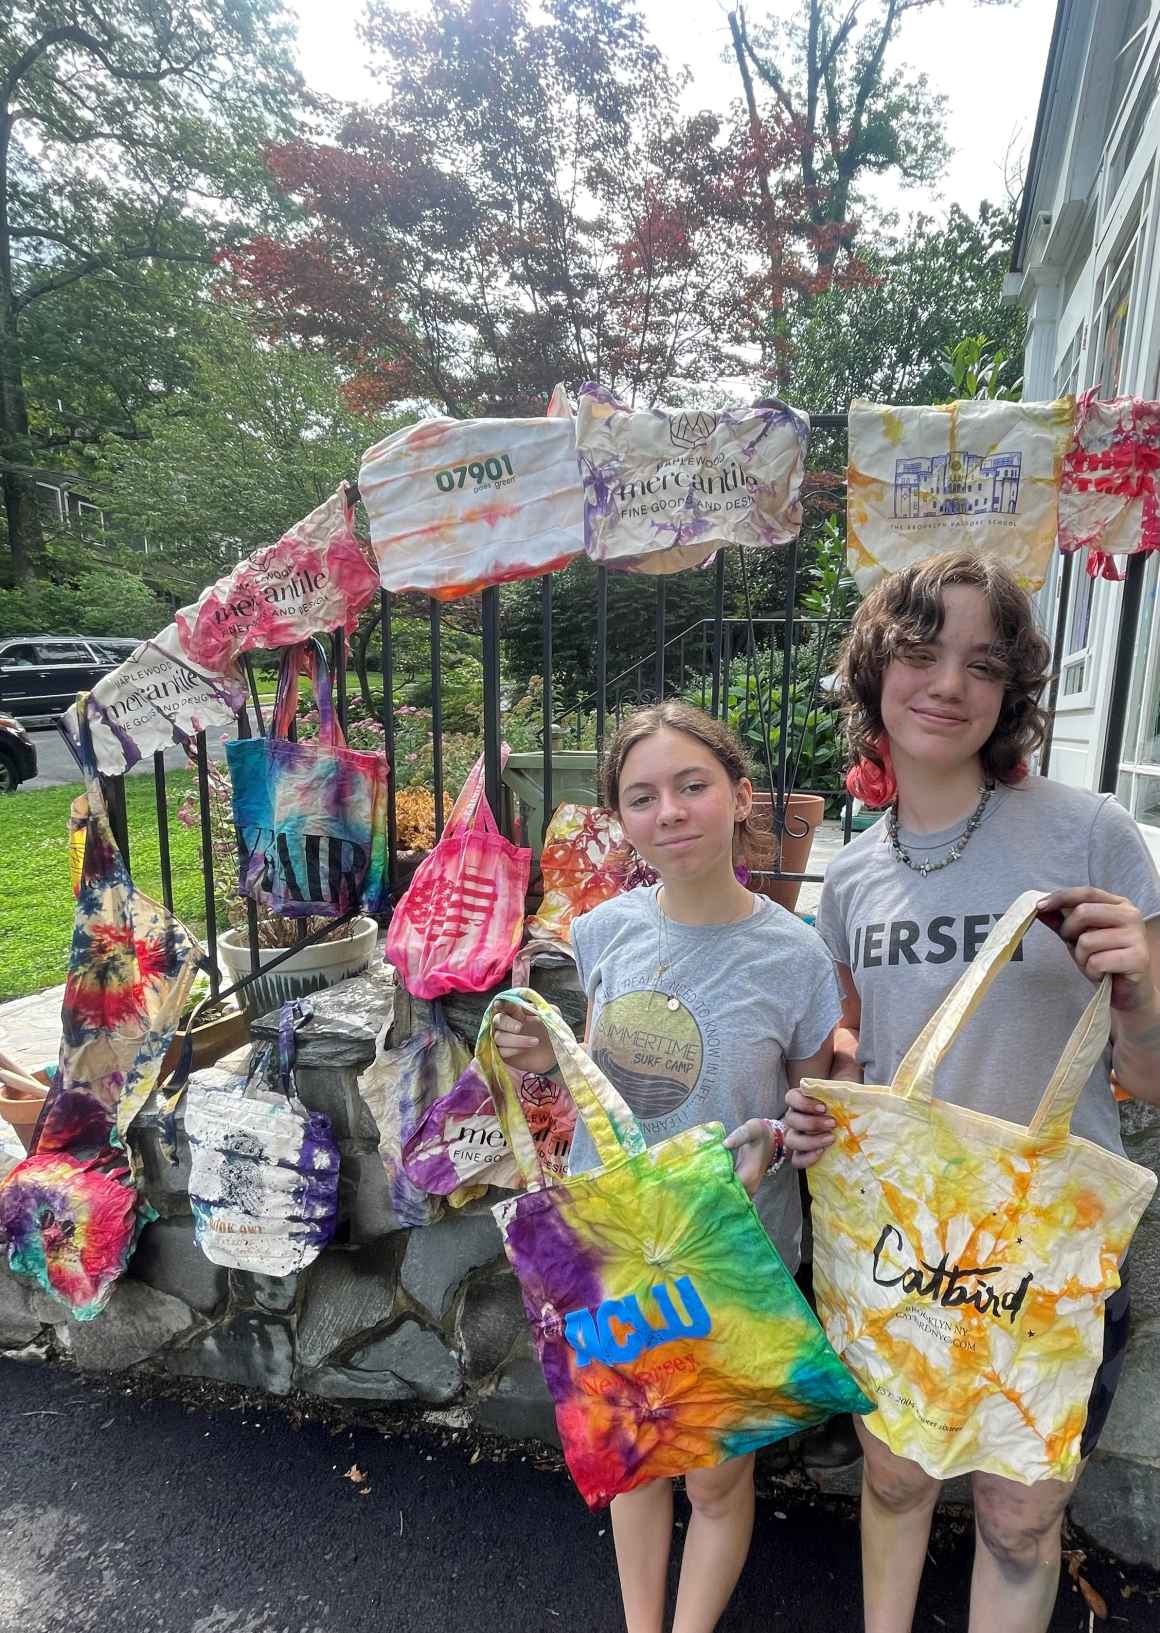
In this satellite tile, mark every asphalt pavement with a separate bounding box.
[17,723,225,790]
[0,1359,1155,1633]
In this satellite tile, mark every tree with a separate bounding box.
[786,201,1025,409]
[1,1,301,582]
[222,0,754,415]
[94,306,394,598]
[727,1,1014,383]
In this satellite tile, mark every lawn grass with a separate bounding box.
[0,772,210,1002]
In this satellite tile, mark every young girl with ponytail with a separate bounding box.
[496,699,842,1633]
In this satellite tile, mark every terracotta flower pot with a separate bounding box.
[746,792,827,913]
[0,1076,48,1153]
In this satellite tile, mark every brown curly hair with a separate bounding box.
[838,552,1052,784]
[600,701,758,862]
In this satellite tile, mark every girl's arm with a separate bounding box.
[831,963,863,1082]
[1037,889,1160,1106]
[782,966,863,1169]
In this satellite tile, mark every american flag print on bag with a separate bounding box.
[385,750,530,1000]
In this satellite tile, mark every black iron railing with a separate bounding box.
[80,406,1138,1006]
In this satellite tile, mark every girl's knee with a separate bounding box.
[860,1436,940,1516]
[972,1474,1070,1583]
[684,1454,755,1522]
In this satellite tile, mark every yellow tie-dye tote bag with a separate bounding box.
[804,889,1156,1485]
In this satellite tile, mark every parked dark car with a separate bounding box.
[0,713,37,791]
[0,635,139,723]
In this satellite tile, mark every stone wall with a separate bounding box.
[2,966,1160,1567]
[0,968,567,1449]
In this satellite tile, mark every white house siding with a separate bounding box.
[1008,0,1160,866]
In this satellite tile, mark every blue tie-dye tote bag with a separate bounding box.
[226,642,389,918]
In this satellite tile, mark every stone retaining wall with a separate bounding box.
[2,967,1159,1566]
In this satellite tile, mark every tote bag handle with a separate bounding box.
[893,888,1112,1137]
[444,744,513,835]
[271,641,343,749]
[476,988,646,1189]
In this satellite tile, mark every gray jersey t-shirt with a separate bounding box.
[816,779,1160,1155]
[569,885,842,1269]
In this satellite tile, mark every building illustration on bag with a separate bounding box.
[669,412,718,450]
[894,449,1022,519]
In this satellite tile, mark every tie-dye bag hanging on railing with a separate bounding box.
[0,704,202,1318]
[385,750,531,1000]
[226,641,389,918]
[804,890,1157,1486]
[478,990,873,1510]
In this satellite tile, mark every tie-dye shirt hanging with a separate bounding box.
[576,385,809,575]
[1059,390,1160,580]
[0,708,201,1317]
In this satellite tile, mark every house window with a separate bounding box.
[1097,222,1141,392]
[1060,567,1098,698]
[1107,1,1152,140]
[1118,553,1160,829]
[1054,326,1084,398]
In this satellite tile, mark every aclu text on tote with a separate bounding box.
[804,889,1157,1485]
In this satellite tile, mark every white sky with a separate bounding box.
[290,0,1058,220]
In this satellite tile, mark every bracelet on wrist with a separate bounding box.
[761,1117,787,1175]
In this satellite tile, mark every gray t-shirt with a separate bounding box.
[570,885,842,1269]
[817,779,1160,1155]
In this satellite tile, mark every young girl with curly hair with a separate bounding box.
[787,550,1160,1633]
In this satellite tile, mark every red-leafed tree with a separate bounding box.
[221,0,760,415]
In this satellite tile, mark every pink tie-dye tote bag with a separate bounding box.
[385,752,531,1000]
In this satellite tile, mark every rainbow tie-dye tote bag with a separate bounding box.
[804,890,1157,1486]
[479,990,872,1510]
[0,704,202,1317]
[227,641,389,918]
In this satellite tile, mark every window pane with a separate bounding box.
[1063,660,1087,697]
[39,642,91,663]
[1100,239,1137,392]
[1067,569,1094,655]
[1124,554,1159,763]
[1132,773,1160,829]
[1118,771,1135,808]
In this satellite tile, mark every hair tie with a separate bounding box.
[846,736,897,807]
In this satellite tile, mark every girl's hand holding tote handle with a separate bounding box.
[723,1119,776,1197]
[783,1086,836,1170]
[492,1000,566,1078]
[1036,887,1156,1009]
[1039,887,1160,1104]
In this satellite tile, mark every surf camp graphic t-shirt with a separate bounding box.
[570,886,842,1270]
[817,778,1160,1156]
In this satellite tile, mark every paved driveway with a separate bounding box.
[0,1359,1154,1633]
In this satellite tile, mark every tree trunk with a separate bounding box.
[0,108,42,583]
